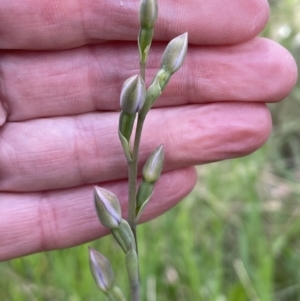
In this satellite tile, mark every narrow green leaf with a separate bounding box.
[136,181,154,222]
[126,246,140,293]
[111,219,137,253]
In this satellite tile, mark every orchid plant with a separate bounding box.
[88,0,188,300]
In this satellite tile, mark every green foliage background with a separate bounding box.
[1,1,300,300]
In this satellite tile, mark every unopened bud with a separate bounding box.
[142,145,164,183]
[89,247,115,292]
[94,186,122,229]
[139,0,158,28]
[161,32,188,74]
[120,75,146,114]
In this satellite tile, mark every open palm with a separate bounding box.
[0,0,297,260]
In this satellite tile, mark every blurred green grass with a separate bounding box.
[2,1,300,300]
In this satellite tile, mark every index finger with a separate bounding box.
[0,0,269,50]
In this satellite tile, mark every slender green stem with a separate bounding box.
[126,47,147,301]
[127,114,145,301]
[128,160,137,231]
[127,115,145,232]
[127,59,146,234]
[140,62,146,81]
[130,283,140,301]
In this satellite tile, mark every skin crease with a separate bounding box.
[0,0,298,260]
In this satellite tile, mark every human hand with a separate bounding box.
[0,0,297,260]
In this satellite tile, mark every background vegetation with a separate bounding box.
[1,1,300,300]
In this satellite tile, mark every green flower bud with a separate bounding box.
[142,144,164,183]
[89,247,115,292]
[161,32,188,74]
[136,181,154,222]
[112,219,136,253]
[120,75,146,114]
[139,0,158,28]
[94,186,122,229]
